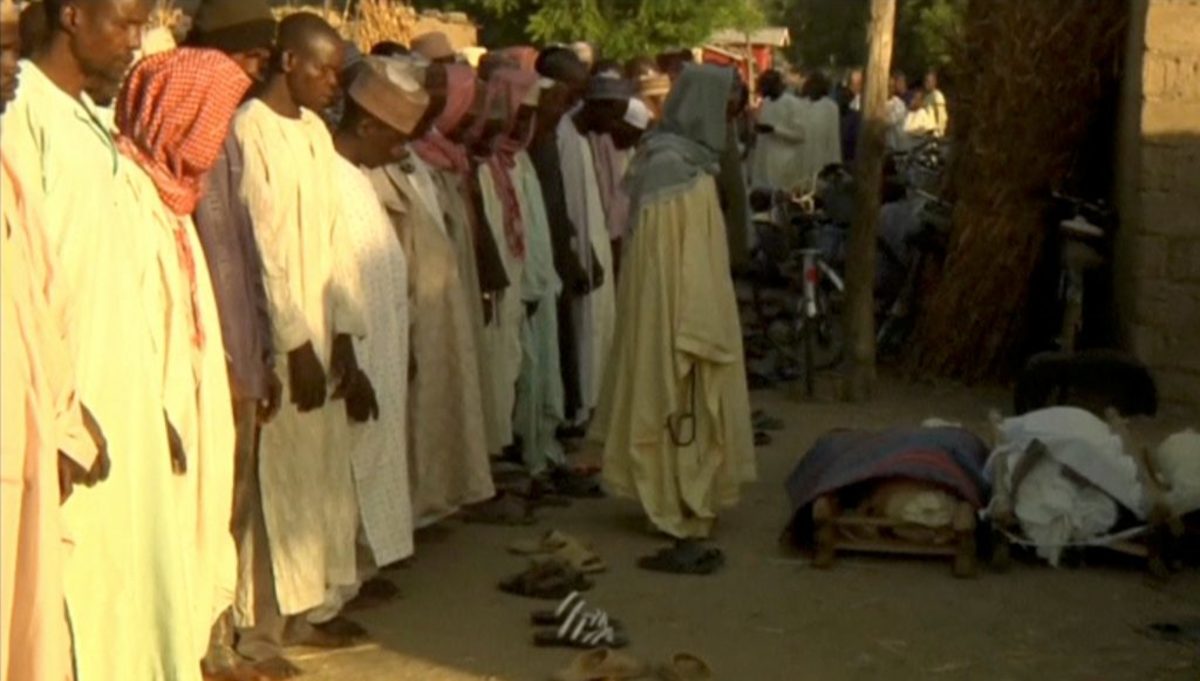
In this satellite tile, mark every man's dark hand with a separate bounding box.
[329,333,359,398]
[755,123,775,135]
[165,411,187,475]
[343,369,380,424]
[287,341,327,412]
[260,369,283,424]
[80,403,110,485]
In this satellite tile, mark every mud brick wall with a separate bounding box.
[1116,0,1200,414]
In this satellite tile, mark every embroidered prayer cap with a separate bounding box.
[349,56,431,135]
[412,31,455,61]
[185,0,276,54]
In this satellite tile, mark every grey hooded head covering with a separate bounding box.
[625,63,734,217]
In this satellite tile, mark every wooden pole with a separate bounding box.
[842,0,896,401]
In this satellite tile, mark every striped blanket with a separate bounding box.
[785,427,991,542]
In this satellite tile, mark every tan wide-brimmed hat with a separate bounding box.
[348,56,431,135]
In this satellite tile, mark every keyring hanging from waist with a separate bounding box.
[666,367,698,448]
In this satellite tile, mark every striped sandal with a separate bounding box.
[533,597,629,649]
[531,591,623,630]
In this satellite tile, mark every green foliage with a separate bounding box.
[764,0,966,79]
[426,0,763,60]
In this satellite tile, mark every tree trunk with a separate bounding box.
[842,0,896,402]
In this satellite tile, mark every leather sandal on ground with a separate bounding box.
[657,653,713,681]
[499,560,593,600]
[552,649,648,681]
[463,494,536,526]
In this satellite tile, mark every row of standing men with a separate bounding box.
[0,0,757,679]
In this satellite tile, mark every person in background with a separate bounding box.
[371,58,496,528]
[923,69,948,137]
[557,66,621,433]
[113,48,253,681]
[182,1,295,676]
[885,70,909,152]
[370,40,408,57]
[750,68,806,191]
[591,63,755,575]
[840,67,863,162]
[796,71,842,191]
[656,48,694,81]
[17,0,43,57]
[234,11,372,655]
[584,69,637,277]
[903,88,938,142]
[532,46,598,441]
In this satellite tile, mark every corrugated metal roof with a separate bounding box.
[710,27,791,48]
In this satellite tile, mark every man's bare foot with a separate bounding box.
[251,656,303,680]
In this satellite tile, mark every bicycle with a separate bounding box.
[748,176,848,397]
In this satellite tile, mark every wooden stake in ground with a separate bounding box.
[842,0,896,401]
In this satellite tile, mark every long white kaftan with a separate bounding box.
[369,160,494,528]
[119,162,238,665]
[750,93,807,191]
[236,100,364,615]
[557,118,616,422]
[477,163,526,450]
[1,138,95,681]
[332,156,413,568]
[511,153,565,475]
[3,62,201,681]
[592,176,756,540]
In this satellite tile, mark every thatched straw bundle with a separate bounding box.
[909,0,1128,381]
[273,0,419,53]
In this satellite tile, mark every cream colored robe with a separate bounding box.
[1,140,95,681]
[592,176,756,540]
[236,100,364,615]
[369,160,494,527]
[332,156,413,567]
[3,62,202,681]
[476,163,526,450]
[119,161,238,664]
[427,168,499,447]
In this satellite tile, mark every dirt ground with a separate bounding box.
[298,375,1199,681]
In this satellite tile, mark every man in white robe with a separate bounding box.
[751,69,806,191]
[312,56,432,617]
[3,2,218,679]
[235,13,371,646]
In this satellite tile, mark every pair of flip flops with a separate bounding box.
[552,651,713,681]
[509,530,608,574]
[637,541,725,576]
[500,559,594,600]
[534,591,629,650]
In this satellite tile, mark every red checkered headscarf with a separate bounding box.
[116,48,251,351]
[116,48,253,216]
